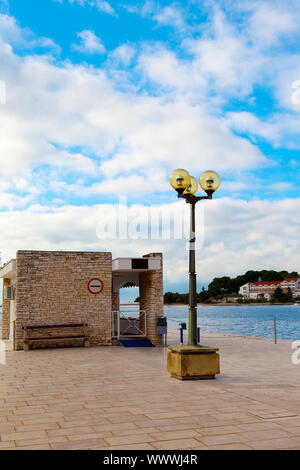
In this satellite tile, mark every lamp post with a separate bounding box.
[169,169,220,346]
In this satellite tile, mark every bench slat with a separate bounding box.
[25,323,86,329]
[27,335,85,341]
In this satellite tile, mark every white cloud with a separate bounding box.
[68,0,116,16]
[0,12,267,206]
[1,197,300,286]
[138,10,264,100]
[99,102,265,178]
[110,44,135,65]
[270,182,293,191]
[123,1,187,33]
[241,0,297,47]
[153,4,186,31]
[94,0,115,16]
[226,111,300,149]
[0,13,60,52]
[72,30,106,54]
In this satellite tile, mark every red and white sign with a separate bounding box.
[88,278,104,295]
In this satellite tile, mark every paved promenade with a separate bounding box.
[0,330,300,450]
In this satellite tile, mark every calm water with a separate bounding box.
[165,304,300,340]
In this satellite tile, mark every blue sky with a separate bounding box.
[1,0,300,293]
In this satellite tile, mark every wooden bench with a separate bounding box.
[23,323,89,351]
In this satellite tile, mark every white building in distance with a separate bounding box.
[239,278,300,301]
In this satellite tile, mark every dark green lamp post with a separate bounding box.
[169,169,221,346]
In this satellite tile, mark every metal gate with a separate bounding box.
[112,309,147,339]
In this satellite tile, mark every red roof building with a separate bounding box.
[239,278,300,300]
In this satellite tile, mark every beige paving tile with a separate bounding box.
[104,433,154,447]
[236,422,284,432]
[15,436,68,447]
[146,411,190,420]
[248,438,300,450]
[47,426,94,437]
[241,429,293,441]
[196,425,241,436]
[112,427,158,437]
[92,422,138,433]
[149,429,200,441]
[202,443,253,450]
[103,443,155,450]
[200,433,248,446]
[287,426,300,436]
[15,444,52,450]
[65,431,113,440]
[135,418,177,428]
[152,438,200,450]
[1,430,48,442]
[51,438,108,450]
[0,424,16,433]
[14,422,59,432]
[0,441,16,449]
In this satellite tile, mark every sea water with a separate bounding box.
[165,304,300,341]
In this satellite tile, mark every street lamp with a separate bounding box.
[169,169,221,346]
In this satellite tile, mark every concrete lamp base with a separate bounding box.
[167,345,220,380]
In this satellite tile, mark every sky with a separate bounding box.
[0,0,300,295]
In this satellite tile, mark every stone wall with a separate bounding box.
[14,251,112,350]
[0,278,11,340]
[139,253,164,345]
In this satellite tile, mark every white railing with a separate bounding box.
[112,309,147,339]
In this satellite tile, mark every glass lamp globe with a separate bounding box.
[183,176,198,195]
[199,170,220,196]
[169,169,191,195]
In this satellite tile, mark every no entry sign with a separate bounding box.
[88,278,104,295]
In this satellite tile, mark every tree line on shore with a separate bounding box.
[162,270,299,304]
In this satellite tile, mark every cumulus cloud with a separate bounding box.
[110,44,135,65]
[123,1,188,33]
[0,13,60,52]
[94,0,115,16]
[72,30,106,54]
[226,111,300,149]
[1,198,300,287]
[67,0,116,16]
[0,11,267,205]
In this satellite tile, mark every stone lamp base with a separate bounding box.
[167,345,220,380]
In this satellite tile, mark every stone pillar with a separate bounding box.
[112,291,120,312]
[139,253,163,346]
[1,278,11,340]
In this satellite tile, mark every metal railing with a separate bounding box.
[112,310,147,339]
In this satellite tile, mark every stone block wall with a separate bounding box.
[139,253,164,345]
[14,250,112,350]
[0,278,11,340]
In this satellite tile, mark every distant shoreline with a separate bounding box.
[164,302,297,306]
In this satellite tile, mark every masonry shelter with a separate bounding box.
[0,250,163,350]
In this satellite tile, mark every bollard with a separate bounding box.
[180,327,183,345]
[197,327,200,344]
[274,317,277,344]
